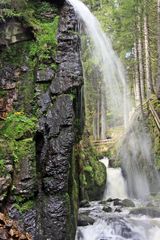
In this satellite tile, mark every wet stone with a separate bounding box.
[36,68,55,82]
[130,207,160,218]
[80,200,91,208]
[122,199,135,208]
[78,213,95,226]
[103,206,112,213]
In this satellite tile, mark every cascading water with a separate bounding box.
[66,0,160,239]
[67,0,160,199]
[67,0,130,141]
[100,157,128,200]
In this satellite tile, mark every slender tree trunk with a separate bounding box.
[144,14,155,96]
[157,0,160,99]
[134,41,143,114]
[138,19,145,101]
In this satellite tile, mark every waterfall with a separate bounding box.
[100,157,128,199]
[67,0,130,141]
[67,0,160,199]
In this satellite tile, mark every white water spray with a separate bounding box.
[67,0,130,140]
[67,0,160,199]
[100,157,128,199]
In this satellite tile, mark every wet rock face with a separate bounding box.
[0,66,17,119]
[50,3,83,94]
[0,1,83,239]
[0,19,33,46]
[35,2,83,240]
[52,0,65,7]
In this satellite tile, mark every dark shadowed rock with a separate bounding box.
[80,200,91,208]
[122,199,135,208]
[36,195,69,239]
[115,207,122,213]
[78,213,95,226]
[103,206,112,212]
[0,176,12,202]
[52,0,65,7]
[50,3,83,95]
[23,210,36,237]
[113,198,123,206]
[36,68,55,82]
[35,2,83,239]
[37,91,51,113]
[130,207,160,218]
[0,19,33,46]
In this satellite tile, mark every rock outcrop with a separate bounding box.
[0,1,83,240]
[35,3,83,239]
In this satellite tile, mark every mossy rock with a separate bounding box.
[0,112,37,140]
[78,132,107,201]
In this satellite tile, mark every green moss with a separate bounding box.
[0,112,37,140]
[10,138,35,166]
[0,159,6,176]
[13,200,34,213]
[146,97,160,170]
[77,131,107,201]
[0,89,7,98]
[84,165,93,173]
[0,0,28,21]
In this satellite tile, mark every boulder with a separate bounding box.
[130,207,160,218]
[80,200,91,208]
[0,19,33,46]
[122,199,135,208]
[36,68,55,83]
[78,213,95,226]
[113,198,123,206]
[103,206,112,213]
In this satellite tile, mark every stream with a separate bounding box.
[66,0,160,239]
[75,158,160,240]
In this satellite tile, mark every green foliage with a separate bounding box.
[30,16,59,64]
[1,112,37,140]
[0,0,32,22]
[0,90,7,98]
[78,131,106,200]
[13,200,34,213]
[0,159,5,176]
[0,112,36,166]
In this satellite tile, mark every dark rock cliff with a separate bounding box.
[35,2,83,239]
[0,0,83,239]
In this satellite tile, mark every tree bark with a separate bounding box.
[157,0,160,99]
[144,14,155,96]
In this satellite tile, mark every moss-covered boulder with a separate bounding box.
[78,131,106,201]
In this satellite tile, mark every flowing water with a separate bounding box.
[66,0,160,239]
[75,158,160,240]
[67,0,130,140]
[100,157,128,200]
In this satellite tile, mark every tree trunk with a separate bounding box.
[144,14,155,96]
[134,41,143,114]
[157,0,160,99]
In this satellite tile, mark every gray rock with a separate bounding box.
[35,2,83,240]
[103,206,112,212]
[113,198,123,206]
[0,19,32,46]
[122,199,135,208]
[115,207,122,213]
[130,207,160,218]
[38,91,51,113]
[36,68,55,82]
[5,164,13,173]
[80,200,90,208]
[78,213,95,226]
[50,3,83,95]
[0,176,12,200]
[23,210,36,237]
